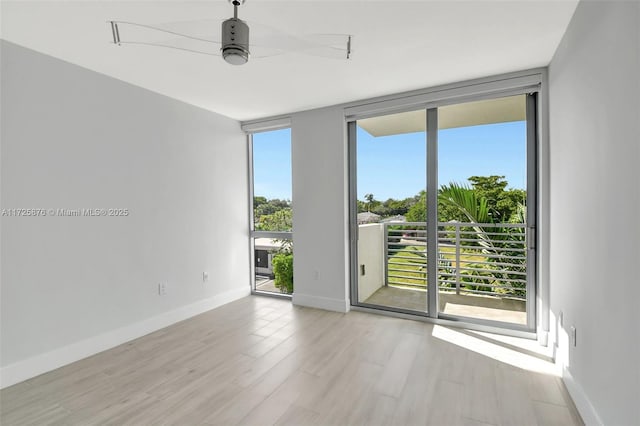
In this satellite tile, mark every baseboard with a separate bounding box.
[536,327,549,346]
[562,366,603,426]
[292,293,350,313]
[0,286,250,389]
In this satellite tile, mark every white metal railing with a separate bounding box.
[384,221,527,300]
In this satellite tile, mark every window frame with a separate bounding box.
[246,125,293,297]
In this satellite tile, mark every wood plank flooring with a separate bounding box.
[0,296,583,425]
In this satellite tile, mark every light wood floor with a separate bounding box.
[1,296,582,426]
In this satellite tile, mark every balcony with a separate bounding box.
[358,221,528,325]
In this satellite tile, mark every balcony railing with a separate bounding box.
[384,221,527,301]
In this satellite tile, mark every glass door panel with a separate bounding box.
[354,110,428,313]
[436,94,530,325]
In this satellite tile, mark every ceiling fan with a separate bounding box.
[109,0,352,65]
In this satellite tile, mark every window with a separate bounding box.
[249,128,293,295]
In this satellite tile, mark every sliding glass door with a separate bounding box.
[353,109,427,313]
[435,95,534,326]
[350,93,537,330]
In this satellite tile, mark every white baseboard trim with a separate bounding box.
[292,293,350,313]
[562,366,603,426]
[0,286,250,389]
[536,327,549,346]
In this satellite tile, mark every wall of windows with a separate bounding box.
[350,93,537,331]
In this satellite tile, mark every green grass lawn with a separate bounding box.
[387,244,427,288]
[387,244,491,288]
[387,242,526,298]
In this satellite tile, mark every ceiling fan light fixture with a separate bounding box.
[222,0,250,65]
[222,46,249,65]
[221,18,249,65]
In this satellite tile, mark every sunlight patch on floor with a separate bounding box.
[432,325,560,376]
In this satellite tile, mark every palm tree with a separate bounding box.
[439,183,491,223]
[438,183,526,297]
[364,193,375,212]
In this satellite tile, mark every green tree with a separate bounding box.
[364,193,378,212]
[500,189,527,222]
[254,197,292,226]
[272,253,293,294]
[468,175,507,201]
[380,198,412,216]
[254,196,268,207]
[468,176,524,222]
[405,191,426,222]
[257,208,292,231]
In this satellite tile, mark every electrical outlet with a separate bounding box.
[570,325,577,347]
[158,283,167,296]
[203,272,209,282]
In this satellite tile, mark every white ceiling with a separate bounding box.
[0,0,578,121]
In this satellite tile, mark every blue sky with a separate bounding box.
[252,122,526,201]
[252,128,293,200]
[357,121,526,200]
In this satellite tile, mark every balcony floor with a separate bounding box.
[364,285,526,325]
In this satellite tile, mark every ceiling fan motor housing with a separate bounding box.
[222,18,250,65]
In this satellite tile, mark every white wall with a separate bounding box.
[291,107,350,312]
[0,41,250,387]
[357,224,384,302]
[548,2,640,424]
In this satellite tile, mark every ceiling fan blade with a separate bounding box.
[291,34,352,59]
[110,21,221,57]
[247,20,351,59]
[150,19,222,43]
[109,20,351,60]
